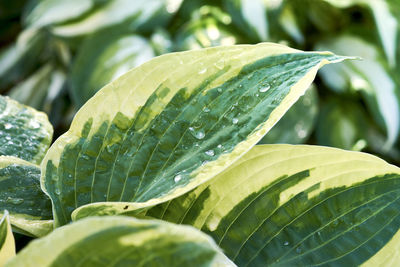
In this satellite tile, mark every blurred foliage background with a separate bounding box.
[0,0,399,166]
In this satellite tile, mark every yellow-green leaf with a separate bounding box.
[0,95,53,165]
[6,216,234,267]
[42,43,351,226]
[0,156,53,237]
[0,211,15,266]
[137,145,400,266]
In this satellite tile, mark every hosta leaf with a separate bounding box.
[6,216,234,267]
[259,85,318,144]
[50,0,181,38]
[141,144,400,266]
[23,0,105,29]
[42,43,350,226]
[71,29,154,107]
[316,35,400,149]
[316,98,369,151]
[0,156,53,237]
[0,211,15,266]
[0,95,53,164]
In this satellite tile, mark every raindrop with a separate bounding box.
[174,174,182,183]
[296,247,302,254]
[283,241,289,246]
[198,68,207,74]
[195,131,205,140]
[217,88,223,93]
[232,118,239,124]
[5,136,11,140]
[4,123,12,129]
[259,84,271,93]
[217,144,223,149]
[255,93,259,97]
[214,59,225,70]
[29,121,41,129]
[205,150,214,156]
[239,84,243,88]
[6,197,24,205]
[203,107,210,113]
[55,188,61,195]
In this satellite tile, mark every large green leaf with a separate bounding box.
[0,156,53,237]
[0,95,53,165]
[71,29,154,107]
[6,216,234,266]
[138,144,400,266]
[0,211,15,266]
[50,0,182,39]
[42,43,350,226]
[316,35,400,149]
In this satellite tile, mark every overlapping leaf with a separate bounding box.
[6,216,234,267]
[0,211,15,266]
[42,43,351,226]
[0,156,53,237]
[137,145,400,266]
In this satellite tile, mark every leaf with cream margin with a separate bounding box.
[42,42,351,227]
[322,0,398,67]
[0,156,53,237]
[316,35,400,150]
[0,95,53,165]
[129,144,400,266]
[0,211,15,266]
[6,216,234,267]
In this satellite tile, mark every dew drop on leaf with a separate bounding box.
[205,150,214,156]
[4,123,12,129]
[283,241,289,246]
[232,118,239,124]
[198,68,207,74]
[174,174,182,183]
[259,84,271,92]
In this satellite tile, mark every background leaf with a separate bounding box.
[0,95,53,164]
[0,156,53,237]
[6,216,234,267]
[0,211,15,266]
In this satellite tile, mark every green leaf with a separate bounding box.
[0,156,53,237]
[0,95,53,165]
[316,35,400,149]
[6,216,234,267]
[42,43,351,227]
[23,0,104,29]
[0,29,47,90]
[70,30,154,107]
[316,98,369,151]
[50,0,181,39]
[141,144,400,266]
[0,211,15,266]
[259,85,318,144]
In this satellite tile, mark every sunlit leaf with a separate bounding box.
[0,211,15,266]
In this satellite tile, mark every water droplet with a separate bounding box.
[195,131,205,140]
[174,174,182,183]
[55,188,61,195]
[255,93,259,97]
[6,197,24,205]
[232,118,239,124]
[29,121,41,129]
[7,141,14,145]
[247,73,253,79]
[259,84,271,93]
[198,68,207,74]
[296,247,302,254]
[4,123,12,129]
[217,88,223,93]
[205,150,214,156]
[5,136,11,140]
[283,241,289,246]
[239,84,243,88]
[217,144,223,149]
[214,59,225,70]
[203,107,210,113]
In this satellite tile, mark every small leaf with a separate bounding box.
[143,145,400,266]
[0,156,53,237]
[0,95,53,164]
[0,211,15,266]
[42,43,351,226]
[6,216,234,267]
